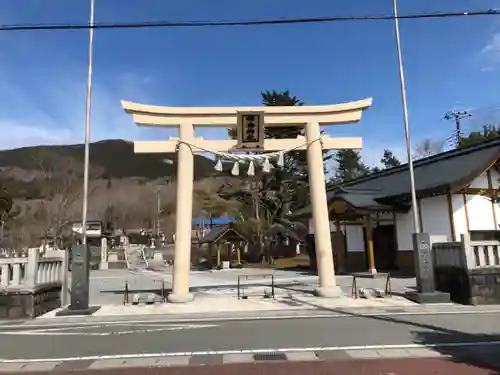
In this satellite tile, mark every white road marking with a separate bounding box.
[0,324,218,336]
[3,308,500,330]
[1,341,500,363]
[17,322,187,332]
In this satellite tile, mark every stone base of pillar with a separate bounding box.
[314,286,344,298]
[100,262,108,270]
[167,292,195,303]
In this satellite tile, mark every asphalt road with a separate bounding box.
[0,313,499,360]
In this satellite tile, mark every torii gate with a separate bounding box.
[122,98,372,303]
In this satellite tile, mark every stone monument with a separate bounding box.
[56,244,100,316]
[406,233,451,303]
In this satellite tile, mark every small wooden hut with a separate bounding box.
[198,224,248,268]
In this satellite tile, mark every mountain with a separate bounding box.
[0,139,215,181]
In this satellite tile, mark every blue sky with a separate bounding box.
[1,0,499,166]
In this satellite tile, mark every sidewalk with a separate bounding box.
[0,345,498,373]
[83,269,417,306]
[30,297,500,328]
[38,293,418,319]
[34,269,498,325]
[3,303,498,329]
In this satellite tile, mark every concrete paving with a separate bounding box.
[77,268,417,306]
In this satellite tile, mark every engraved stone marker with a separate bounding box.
[412,233,436,293]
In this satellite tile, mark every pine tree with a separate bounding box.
[333,149,370,183]
[381,149,401,169]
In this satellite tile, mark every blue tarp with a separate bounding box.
[192,217,236,226]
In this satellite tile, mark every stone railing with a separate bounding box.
[0,249,67,290]
[432,233,500,270]
[433,241,465,268]
[433,232,500,305]
[466,239,500,269]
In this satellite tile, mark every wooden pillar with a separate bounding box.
[392,211,399,269]
[463,194,470,232]
[216,244,221,267]
[446,192,456,241]
[365,215,376,274]
[236,246,241,265]
[335,219,345,273]
[487,170,498,229]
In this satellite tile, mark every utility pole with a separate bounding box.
[392,0,420,234]
[444,110,471,147]
[80,0,96,245]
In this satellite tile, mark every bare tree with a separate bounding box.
[413,139,445,160]
[31,151,102,247]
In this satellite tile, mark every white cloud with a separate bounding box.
[359,140,409,168]
[480,25,500,71]
[0,122,75,150]
[0,57,157,150]
[0,19,171,151]
[0,76,142,150]
[482,32,500,59]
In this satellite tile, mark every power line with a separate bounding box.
[0,9,499,32]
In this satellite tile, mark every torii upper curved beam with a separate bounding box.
[121,98,373,127]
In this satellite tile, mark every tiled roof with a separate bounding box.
[293,137,500,217]
[198,224,247,244]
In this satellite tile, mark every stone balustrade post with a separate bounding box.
[25,248,39,288]
[11,263,21,286]
[61,250,69,306]
[0,264,9,286]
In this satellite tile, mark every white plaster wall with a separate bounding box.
[452,194,468,240]
[494,202,500,230]
[308,219,335,234]
[491,166,500,229]
[419,195,452,241]
[346,225,365,252]
[395,210,415,251]
[308,219,365,252]
[466,194,496,230]
[469,172,489,189]
[490,168,500,188]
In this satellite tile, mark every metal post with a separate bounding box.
[392,0,420,233]
[0,214,4,242]
[81,0,96,245]
[156,186,161,237]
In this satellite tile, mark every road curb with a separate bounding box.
[1,342,499,372]
[5,306,500,329]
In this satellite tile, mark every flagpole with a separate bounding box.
[393,0,420,233]
[81,0,95,245]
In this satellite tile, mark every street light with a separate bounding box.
[80,0,96,245]
[392,0,420,234]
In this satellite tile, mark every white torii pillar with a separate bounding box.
[122,98,373,302]
[169,122,195,302]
